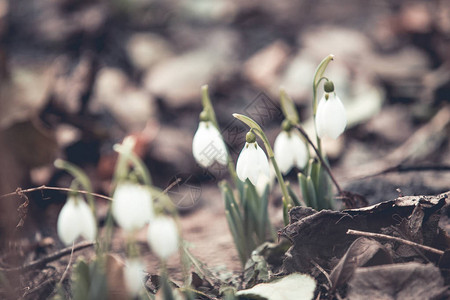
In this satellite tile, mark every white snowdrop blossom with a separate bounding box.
[255,174,270,196]
[112,182,154,232]
[124,259,145,297]
[192,121,228,168]
[274,130,308,174]
[57,195,97,246]
[147,216,179,260]
[236,142,270,186]
[315,93,347,139]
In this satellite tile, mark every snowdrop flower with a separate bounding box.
[255,173,270,196]
[236,131,270,186]
[274,127,308,174]
[57,195,97,245]
[315,83,347,139]
[124,258,145,297]
[112,182,154,232]
[147,216,179,260]
[192,115,228,168]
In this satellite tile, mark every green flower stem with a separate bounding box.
[201,85,219,129]
[54,159,95,213]
[270,156,291,225]
[294,125,342,194]
[201,85,239,184]
[312,54,334,158]
[233,113,292,225]
[126,234,140,258]
[113,144,152,186]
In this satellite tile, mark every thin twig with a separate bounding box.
[311,260,332,288]
[163,178,182,194]
[59,241,75,284]
[0,185,113,201]
[294,125,342,194]
[346,229,444,256]
[0,241,94,273]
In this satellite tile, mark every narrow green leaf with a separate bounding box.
[310,159,321,192]
[298,173,310,208]
[72,259,90,300]
[225,211,247,265]
[286,181,301,207]
[259,185,270,242]
[317,167,333,210]
[280,88,299,125]
[306,176,318,210]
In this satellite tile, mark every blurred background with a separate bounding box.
[0,0,449,289]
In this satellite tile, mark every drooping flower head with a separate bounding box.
[123,258,145,297]
[57,195,97,245]
[315,81,347,139]
[112,182,154,232]
[192,111,228,168]
[236,131,270,186]
[147,216,179,260]
[274,120,308,174]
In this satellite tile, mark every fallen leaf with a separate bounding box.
[347,262,447,300]
[236,273,316,300]
[330,237,392,292]
[280,192,448,274]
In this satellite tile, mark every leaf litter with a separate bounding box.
[278,191,450,299]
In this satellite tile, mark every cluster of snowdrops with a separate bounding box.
[54,54,346,298]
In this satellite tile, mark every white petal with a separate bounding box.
[211,134,228,165]
[274,131,295,174]
[113,183,154,232]
[315,96,328,139]
[76,198,97,242]
[147,216,179,260]
[57,197,81,245]
[290,131,308,169]
[255,143,270,182]
[124,259,145,297]
[315,94,347,139]
[192,122,214,167]
[237,142,270,185]
[237,143,258,184]
[255,174,270,196]
[236,143,251,182]
[57,196,96,245]
[192,122,228,167]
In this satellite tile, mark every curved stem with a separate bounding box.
[253,128,292,225]
[294,125,342,194]
[201,85,238,183]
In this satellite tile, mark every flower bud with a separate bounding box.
[274,129,308,174]
[112,182,154,232]
[57,195,97,245]
[147,216,179,260]
[315,93,347,139]
[124,258,145,297]
[192,121,228,168]
[236,141,270,185]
